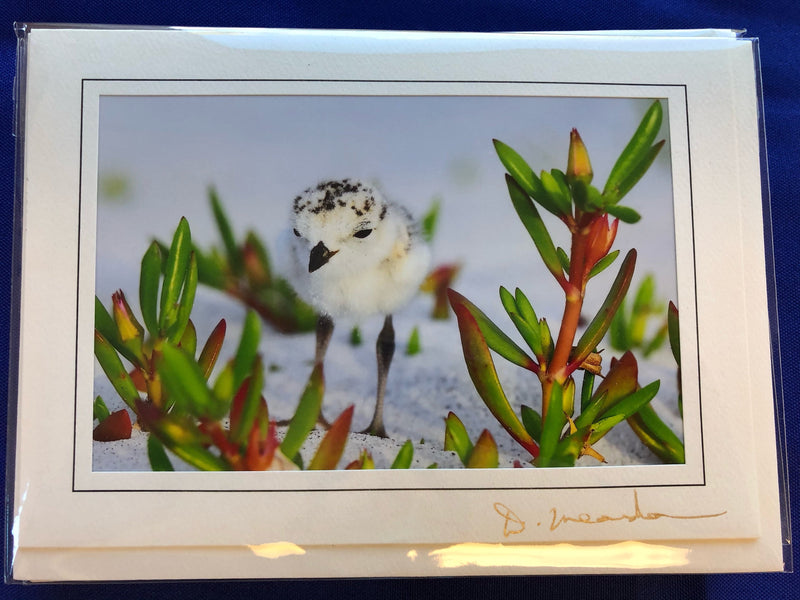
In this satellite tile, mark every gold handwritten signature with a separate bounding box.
[494,490,727,537]
[493,502,526,536]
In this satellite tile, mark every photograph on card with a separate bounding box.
[91,93,683,473]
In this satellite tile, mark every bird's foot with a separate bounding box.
[359,422,388,438]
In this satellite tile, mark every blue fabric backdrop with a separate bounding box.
[1,1,797,598]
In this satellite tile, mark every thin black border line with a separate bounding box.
[81,482,709,493]
[683,84,706,484]
[72,82,85,492]
[74,78,702,493]
[80,78,688,86]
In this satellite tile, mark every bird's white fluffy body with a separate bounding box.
[284,179,431,319]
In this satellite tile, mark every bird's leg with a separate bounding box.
[279,315,335,428]
[315,314,334,365]
[363,315,394,438]
[312,314,335,429]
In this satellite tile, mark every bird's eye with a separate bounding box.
[293,228,301,237]
[354,229,372,239]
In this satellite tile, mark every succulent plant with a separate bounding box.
[158,188,317,334]
[444,412,500,468]
[94,217,220,428]
[449,100,683,467]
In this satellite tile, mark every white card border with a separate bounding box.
[8,27,784,578]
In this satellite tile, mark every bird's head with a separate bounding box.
[290,179,407,275]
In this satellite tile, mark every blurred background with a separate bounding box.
[96,94,675,325]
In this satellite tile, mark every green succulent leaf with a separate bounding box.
[232,311,261,394]
[447,289,537,371]
[159,343,223,418]
[556,247,571,274]
[588,249,620,280]
[95,297,119,347]
[610,297,631,351]
[590,380,660,443]
[549,437,581,467]
[573,249,637,367]
[159,217,192,333]
[590,413,627,438]
[96,296,140,365]
[508,312,544,358]
[537,382,567,465]
[627,403,685,464]
[603,379,660,420]
[586,185,605,210]
[549,169,572,212]
[230,357,265,446]
[244,231,273,285]
[450,297,540,458]
[575,351,639,430]
[493,139,566,218]
[406,326,421,356]
[421,197,441,243]
[603,100,664,203]
[444,412,474,465]
[193,244,227,290]
[167,252,198,344]
[668,301,681,366]
[94,331,140,411]
[643,326,668,357]
[570,179,590,212]
[633,275,655,313]
[281,363,324,462]
[139,242,163,335]
[613,140,666,203]
[93,396,110,422]
[499,287,543,357]
[390,440,415,469]
[466,430,499,468]
[179,319,198,358]
[561,378,576,418]
[580,371,596,411]
[139,406,229,470]
[198,319,227,380]
[147,434,175,471]
[505,174,565,282]
[514,288,538,325]
[539,170,571,217]
[210,186,244,276]
[308,405,353,471]
[575,391,609,432]
[539,318,554,361]
[499,286,517,316]
[520,405,542,443]
[349,325,362,346]
[605,204,642,224]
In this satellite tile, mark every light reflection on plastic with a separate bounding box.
[11,482,29,567]
[407,549,418,561]
[428,541,690,570]
[247,542,306,559]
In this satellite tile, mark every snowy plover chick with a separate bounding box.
[286,179,431,437]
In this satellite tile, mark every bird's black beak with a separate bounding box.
[309,241,338,273]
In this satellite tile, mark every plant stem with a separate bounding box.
[544,225,589,415]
